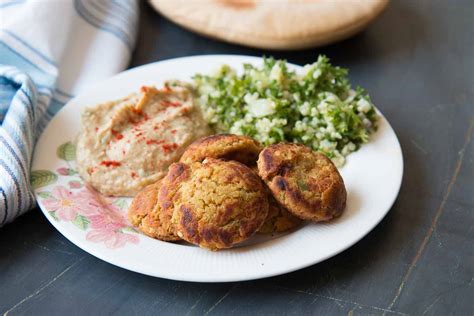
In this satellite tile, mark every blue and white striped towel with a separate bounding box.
[0,0,139,226]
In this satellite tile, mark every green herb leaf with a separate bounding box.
[72,214,90,230]
[122,226,139,233]
[57,141,76,161]
[49,211,59,221]
[37,191,53,199]
[31,170,58,189]
[191,55,378,167]
[297,179,308,191]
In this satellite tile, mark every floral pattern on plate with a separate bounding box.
[32,141,139,249]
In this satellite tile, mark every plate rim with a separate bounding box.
[33,54,404,282]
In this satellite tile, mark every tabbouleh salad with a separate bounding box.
[191,55,378,167]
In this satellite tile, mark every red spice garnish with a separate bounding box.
[162,143,178,153]
[100,160,121,167]
[94,127,98,132]
[135,132,143,137]
[161,100,181,107]
[131,172,137,178]
[153,126,158,130]
[170,129,177,134]
[146,139,164,145]
[111,130,124,141]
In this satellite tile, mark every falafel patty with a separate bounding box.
[179,134,262,166]
[258,193,302,234]
[248,166,302,234]
[257,143,346,222]
[127,180,180,241]
[160,158,269,250]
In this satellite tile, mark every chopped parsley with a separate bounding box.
[192,56,378,166]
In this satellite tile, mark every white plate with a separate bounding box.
[32,55,403,282]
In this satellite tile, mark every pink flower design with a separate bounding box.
[68,180,83,189]
[57,167,70,175]
[88,210,126,231]
[78,185,127,215]
[86,229,139,249]
[40,183,140,249]
[85,204,139,248]
[42,186,100,221]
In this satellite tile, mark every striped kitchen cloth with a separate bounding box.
[0,0,139,226]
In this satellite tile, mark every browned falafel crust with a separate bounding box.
[179,134,262,166]
[258,193,302,234]
[127,180,180,241]
[257,143,346,222]
[248,166,302,234]
[160,158,269,250]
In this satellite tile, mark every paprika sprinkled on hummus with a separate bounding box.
[76,84,210,196]
[100,160,122,167]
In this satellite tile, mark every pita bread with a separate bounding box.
[149,0,389,50]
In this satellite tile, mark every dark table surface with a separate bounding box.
[1,1,473,315]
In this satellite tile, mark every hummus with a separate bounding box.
[76,84,210,196]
